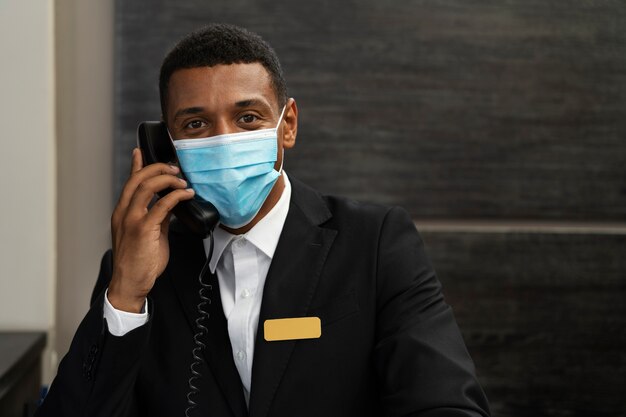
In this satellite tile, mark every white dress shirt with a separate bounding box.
[104,172,292,406]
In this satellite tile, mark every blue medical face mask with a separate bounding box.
[172,106,286,229]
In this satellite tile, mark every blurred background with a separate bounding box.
[0,0,624,416]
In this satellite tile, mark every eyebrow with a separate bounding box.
[235,98,270,109]
[173,98,272,120]
[173,106,205,119]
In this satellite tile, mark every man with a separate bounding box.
[37,24,490,417]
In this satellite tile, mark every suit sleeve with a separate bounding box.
[373,207,490,417]
[35,251,151,417]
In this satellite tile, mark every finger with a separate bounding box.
[114,149,143,215]
[144,188,195,226]
[131,148,143,174]
[128,174,189,212]
[117,163,180,213]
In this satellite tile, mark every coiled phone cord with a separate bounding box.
[185,230,214,417]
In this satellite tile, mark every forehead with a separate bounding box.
[166,63,276,114]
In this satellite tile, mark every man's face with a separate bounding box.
[165,63,293,171]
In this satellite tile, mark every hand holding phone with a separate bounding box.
[107,148,196,313]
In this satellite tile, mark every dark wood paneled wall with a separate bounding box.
[114,1,626,415]
[420,228,626,417]
[114,1,626,220]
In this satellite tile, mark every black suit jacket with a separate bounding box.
[37,177,490,417]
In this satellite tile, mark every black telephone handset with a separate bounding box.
[137,121,219,237]
[137,121,217,416]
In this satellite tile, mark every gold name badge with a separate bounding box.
[264,317,322,342]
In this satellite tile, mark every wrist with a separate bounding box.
[108,279,147,313]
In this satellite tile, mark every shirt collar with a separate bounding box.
[204,171,292,273]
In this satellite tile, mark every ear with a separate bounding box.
[281,98,298,149]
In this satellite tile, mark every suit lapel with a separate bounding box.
[167,230,248,417]
[248,180,337,417]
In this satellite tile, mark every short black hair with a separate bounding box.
[159,24,287,115]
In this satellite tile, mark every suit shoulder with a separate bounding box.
[289,176,411,232]
[321,193,415,241]
[323,193,390,222]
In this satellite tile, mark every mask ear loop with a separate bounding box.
[277,149,285,174]
[275,104,288,174]
[275,104,287,128]
[166,127,177,147]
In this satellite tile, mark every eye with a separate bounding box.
[239,114,258,124]
[185,120,206,129]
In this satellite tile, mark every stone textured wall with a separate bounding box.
[114,1,626,415]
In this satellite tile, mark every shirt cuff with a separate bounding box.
[103,288,149,337]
